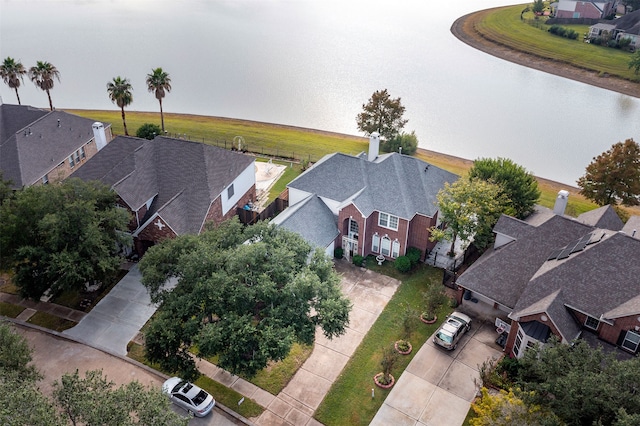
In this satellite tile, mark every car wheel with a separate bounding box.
[452,344,457,350]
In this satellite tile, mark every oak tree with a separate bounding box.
[577,139,640,206]
[139,219,351,378]
[430,178,507,254]
[0,179,131,299]
[468,157,540,219]
[356,89,408,141]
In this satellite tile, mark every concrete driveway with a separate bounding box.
[63,265,174,356]
[370,316,504,426]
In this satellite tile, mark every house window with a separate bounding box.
[227,184,234,199]
[622,331,640,353]
[514,329,523,357]
[391,240,400,258]
[69,155,75,168]
[349,219,359,238]
[381,236,391,256]
[372,234,380,252]
[80,146,86,159]
[378,212,399,231]
[75,151,80,164]
[585,316,599,331]
[42,174,49,185]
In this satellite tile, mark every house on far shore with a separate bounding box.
[71,135,256,255]
[555,0,613,19]
[457,191,640,360]
[271,133,459,260]
[590,9,640,49]
[0,103,112,188]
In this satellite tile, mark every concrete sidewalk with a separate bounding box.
[0,292,86,323]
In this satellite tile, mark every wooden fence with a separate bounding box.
[236,197,289,225]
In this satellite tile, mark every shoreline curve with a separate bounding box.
[450,9,640,99]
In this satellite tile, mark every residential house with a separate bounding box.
[271,133,459,260]
[71,135,255,255]
[587,9,640,48]
[0,103,112,188]
[555,0,613,19]
[456,197,640,358]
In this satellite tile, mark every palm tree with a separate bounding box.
[107,77,133,136]
[146,67,172,133]
[28,61,60,110]
[1,57,27,105]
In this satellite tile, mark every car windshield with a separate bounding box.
[436,331,453,343]
[193,390,209,405]
[172,381,188,393]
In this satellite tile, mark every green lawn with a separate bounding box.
[52,269,128,312]
[314,262,453,425]
[476,4,638,81]
[0,301,25,318]
[27,311,76,332]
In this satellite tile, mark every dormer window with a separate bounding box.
[585,316,599,331]
[379,212,398,231]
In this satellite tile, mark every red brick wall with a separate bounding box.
[337,204,366,256]
[135,215,176,254]
[407,213,437,260]
[366,211,407,260]
[34,140,99,186]
[566,309,640,349]
[202,184,256,231]
[504,313,562,357]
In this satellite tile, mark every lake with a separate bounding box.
[1,0,639,185]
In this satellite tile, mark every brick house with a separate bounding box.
[71,135,255,255]
[457,200,640,358]
[0,103,112,188]
[555,0,613,19]
[272,133,458,260]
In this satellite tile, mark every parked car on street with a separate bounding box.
[433,311,472,350]
[162,377,215,417]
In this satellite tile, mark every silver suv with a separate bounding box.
[433,312,472,350]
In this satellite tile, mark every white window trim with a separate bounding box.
[622,330,640,353]
[584,316,599,331]
[372,233,380,253]
[391,239,400,258]
[381,236,391,256]
[378,212,399,231]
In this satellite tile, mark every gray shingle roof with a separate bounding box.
[613,9,640,35]
[73,136,254,235]
[0,104,105,188]
[493,215,532,240]
[457,215,593,308]
[271,194,339,249]
[288,152,458,219]
[577,204,623,231]
[621,215,640,239]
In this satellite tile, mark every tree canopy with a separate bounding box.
[107,76,134,135]
[1,57,27,105]
[146,67,172,133]
[430,178,507,254]
[0,323,187,426]
[383,131,418,156]
[28,61,60,111]
[139,218,352,378]
[356,89,408,141]
[577,139,640,206]
[468,157,540,219]
[0,178,131,299]
[136,123,162,140]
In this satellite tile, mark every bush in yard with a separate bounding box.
[406,247,422,266]
[353,255,364,267]
[394,256,411,272]
[334,247,344,259]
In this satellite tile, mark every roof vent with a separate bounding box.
[57,119,61,127]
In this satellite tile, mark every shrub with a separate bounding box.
[394,256,411,272]
[136,123,161,140]
[406,247,422,266]
[353,255,364,267]
[608,39,618,48]
[334,247,344,259]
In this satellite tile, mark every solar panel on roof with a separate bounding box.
[587,232,605,245]
[547,249,563,260]
[570,234,591,253]
[557,246,573,260]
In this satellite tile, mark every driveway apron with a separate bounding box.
[63,265,172,356]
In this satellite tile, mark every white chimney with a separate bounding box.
[92,122,107,151]
[368,132,380,162]
[553,190,570,216]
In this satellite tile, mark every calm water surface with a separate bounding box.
[2,0,639,185]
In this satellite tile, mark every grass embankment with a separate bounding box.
[314,261,452,426]
[474,5,638,81]
[67,109,605,216]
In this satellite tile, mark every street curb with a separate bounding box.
[1,317,257,426]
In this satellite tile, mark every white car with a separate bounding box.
[433,312,472,350]
[162,377,215,417]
